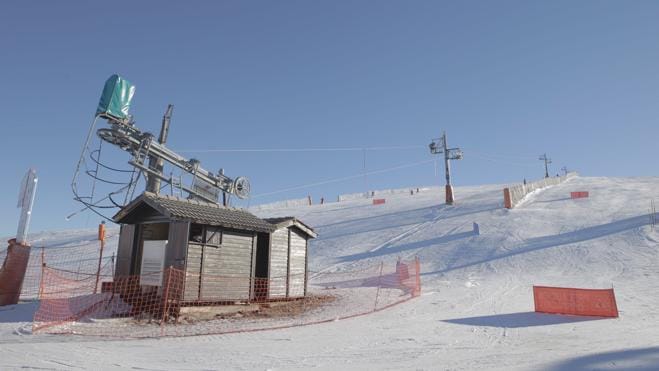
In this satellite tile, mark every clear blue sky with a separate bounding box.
[2,1,659,236]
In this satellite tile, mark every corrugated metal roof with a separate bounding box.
[114,193,276,233]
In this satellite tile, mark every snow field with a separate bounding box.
[1,176,659,370]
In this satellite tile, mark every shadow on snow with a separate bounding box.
[549,347,659,371]
[338,230,474,262]
[422,213,651,276]
[442,311,605,328]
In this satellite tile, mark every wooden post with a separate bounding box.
[94,222,106,294]
[373,261,384,311]
[414,256,421,297]
[503,188,512,209]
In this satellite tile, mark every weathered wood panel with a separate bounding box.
[115,225,135,277]
[184,243,202,301]
[200,231,254,301]
[288,228,307,297]
[268,228,288,298]
[166,221,189,270]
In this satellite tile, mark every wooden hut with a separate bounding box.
[112,192,316,303]
[257,217,317,300]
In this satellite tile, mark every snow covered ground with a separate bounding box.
[1,176,659,370]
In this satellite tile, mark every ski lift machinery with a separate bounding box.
[70,75,250,220]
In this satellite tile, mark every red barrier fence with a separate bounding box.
[0,239,115,301]
[503,188,512,209]
[373,199,386,205]
[533,285,618,318]
[33,257,421,338]
[571,192,589,199]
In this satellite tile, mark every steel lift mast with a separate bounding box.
[71,75,250,218]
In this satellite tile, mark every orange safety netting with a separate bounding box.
[0,240,116,301]
[570,191,589,199]
[533,285,618,318]
[33,257,421,338]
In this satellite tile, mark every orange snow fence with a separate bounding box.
[571,191,589,199]
[503,188,512,209]
[373,198,386,205]
[533,285,618,318]
[33,257,422,338]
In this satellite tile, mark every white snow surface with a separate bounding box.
[2,176,659,370]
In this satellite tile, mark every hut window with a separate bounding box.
[205,227,222,247]
[189,224,203,243]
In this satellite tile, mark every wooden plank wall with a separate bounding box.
[288,229,307,297]
[200,231,254,301]
[184,243,202,301]
[269,228,289,298]
[166,221,189,270]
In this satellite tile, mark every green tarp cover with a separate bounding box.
[96,74,135,120]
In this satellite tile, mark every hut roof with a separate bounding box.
[264,217,318,238]
[113,192,276,233]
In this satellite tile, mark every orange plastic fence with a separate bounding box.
[571,191,589,199]
[33,257,422,338]
[373,198,386,205]
[0,240,115,301]
[533,285,618,318]
[503,188,512,209]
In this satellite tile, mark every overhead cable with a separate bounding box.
[176,145,426,153]
[251,159,434,198]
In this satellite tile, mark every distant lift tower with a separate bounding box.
[539,153,552,178]
[429,131,463,205]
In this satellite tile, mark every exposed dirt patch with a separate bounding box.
[244,295,336,319]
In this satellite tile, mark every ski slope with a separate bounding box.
[1,176,659,370]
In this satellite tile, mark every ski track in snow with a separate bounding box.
[2,176,659,370]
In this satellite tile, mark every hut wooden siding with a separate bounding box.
[269,228,289,298]
[200,231,255,301]
[183,228,257,302]
[288,229,307,297]
[184,243,202,301]
[264,218,317,299]
[166,221,189,270]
